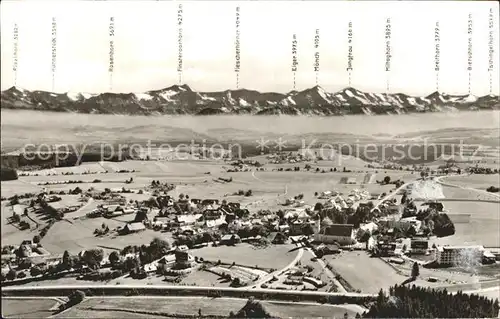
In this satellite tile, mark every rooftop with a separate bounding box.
[321,224,354,237]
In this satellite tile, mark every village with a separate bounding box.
[2,149,499,300]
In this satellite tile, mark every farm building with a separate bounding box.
[362,173,377,184]
[268,232,288,244]
[375,240,397,256]
[156,255,176,273]
[174,249,195,268]
[121,222,146,234]
[411,239,429,255]
[339,177,357,184]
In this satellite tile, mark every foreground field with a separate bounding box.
[2,298,58,318]
[324,251,409,294]
[56,297,367,318]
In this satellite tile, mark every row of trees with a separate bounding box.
[364,285,499,318]
[0,166,18,181]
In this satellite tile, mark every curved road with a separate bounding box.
[250,245,304,288]
[436,175,500,201]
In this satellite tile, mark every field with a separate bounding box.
[2,298,59,318]
[192,243,298,269]
[56,297,367,318]
[324,251,409,294]
[443,174,500,191]
[435,201,500,247]
[40,217,172,255]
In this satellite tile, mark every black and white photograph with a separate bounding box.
[1,0,499,318]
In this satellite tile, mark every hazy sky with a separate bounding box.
[1,0,499,95]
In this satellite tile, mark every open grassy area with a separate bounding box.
[192,243,298,270]
[436,201,500,247]
[40,216,171,255]
[443,174,500,191]
[324,251,408,294]
[57,297,366,318]
[2,298,58,318]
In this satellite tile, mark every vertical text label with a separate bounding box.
[467,13,473,94]
[313,29,320,85]
[347,21,354,86]
[235,6,241,88]
[109,17,115,90]
[488,8,494,94]
[51,17,57,91]
[385,18,391,92]
[177,4,183,84]
[434,21,440,92]
[291,34,298,90]
[13,24,19,86]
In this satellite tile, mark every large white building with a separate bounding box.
[435,245,484,266]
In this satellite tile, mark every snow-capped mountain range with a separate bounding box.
[1,85,498,116]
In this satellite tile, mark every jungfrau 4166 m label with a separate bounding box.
[347,21,353,86]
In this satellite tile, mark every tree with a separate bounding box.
[383,176,391,184]
[149,237,171,259]
[30,266,43,277]
[68,290,85,305]
[109,251,121,265]
[314,202,324,211]
[62,250,73,269]
[33,235,41,244]
[411,262,420,278]
[83,249,104,269]
[233,297,273,318]
[245,189,253,197]
[6,269,17,281]
[134,209,148,222]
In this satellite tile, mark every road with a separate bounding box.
[251,170,288,196]
[372,179,415,212]
[306,248,347,293]
[250,245,304,288]
[436,175,500,200]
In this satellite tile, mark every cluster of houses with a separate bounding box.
[267,152,310,164]
[320,189,372,210]
[366,217,497,267]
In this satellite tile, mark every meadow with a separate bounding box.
[437,201,500,248]
[56,296,366,318]
[2,298,58,318]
